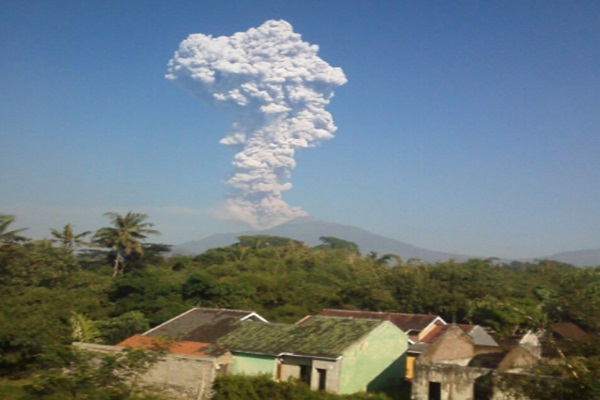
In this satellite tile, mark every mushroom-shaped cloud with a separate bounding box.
[167,20,347,229]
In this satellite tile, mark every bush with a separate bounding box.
[211,374,390,400]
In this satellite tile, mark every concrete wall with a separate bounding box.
[412,363,492,400]
[231,352,275,375]
[74,342,231,400]
[142,352,229,399]
[278,355,341,393]
[338,320,408,394]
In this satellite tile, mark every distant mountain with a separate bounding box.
[173,216,473,263]
[173,217,600,267]
[539,249,600,268]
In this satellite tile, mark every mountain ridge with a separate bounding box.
[173,217,474,263]
[172,217,599,267]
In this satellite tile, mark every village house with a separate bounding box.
[412,325,498,400]
[212,315,409,394]
[75,307,268,399]
[407,321,500,380]
[309,309,498,380]
[74,337,232,399]
[411,325,540,400]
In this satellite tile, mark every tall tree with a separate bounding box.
[0,214,27,245]
[50,223,91,249]
[93,212,159,277]
[315,236,360,255]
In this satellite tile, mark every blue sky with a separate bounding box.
[1,0,599,259]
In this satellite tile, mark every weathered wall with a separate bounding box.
[278,355,341,393]
[338,321,408,394]
[142,353,229,399]
[412,363,491,400]
[74,343,231,400]
[231,352,275,375]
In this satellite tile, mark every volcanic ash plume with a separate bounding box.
[166,20,347,229]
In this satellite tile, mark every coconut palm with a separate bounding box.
[0,214,28,245]
[93,212,159,277]
[50,224,92,249]
[69,312,102,344]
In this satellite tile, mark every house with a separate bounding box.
[143,307,268,342]
[411,325,538,400]
[75,338,232,399]
[407,322,500,379]
[307,309,499,380]
[73,307,267,400]
[212,315,409,394]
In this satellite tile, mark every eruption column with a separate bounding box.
[166,20,346,229]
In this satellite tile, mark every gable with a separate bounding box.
[496,347,538,372]
[421,324,498,347]
[419,325,475,363]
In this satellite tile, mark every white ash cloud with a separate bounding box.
[166,20,346,229]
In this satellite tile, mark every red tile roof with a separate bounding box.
[117,334,211,357]
[420,323,476,344]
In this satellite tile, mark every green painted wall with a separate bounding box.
[338,321,408,394]
[231,352,276,375]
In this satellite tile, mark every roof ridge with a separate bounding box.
[193,306,256,313]
[312,315,385,324]
[322,309,441,317]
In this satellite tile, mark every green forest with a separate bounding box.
[0,213,598,399]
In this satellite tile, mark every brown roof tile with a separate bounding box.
[313,309,443,333]
[549,322,591,342]
[420,323,477,344]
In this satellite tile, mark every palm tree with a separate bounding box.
[0,214,28,245]
[93,212,159,277]
[50,224,92,249]
[69,312,102,344]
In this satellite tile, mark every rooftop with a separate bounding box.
[144,307,267,343]
[215,316,386,358]
[118,334,211,357]
[549,322,591,343]
[420,323,476,344]
[311,309,444,333]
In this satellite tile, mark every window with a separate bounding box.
[428,381,441,400]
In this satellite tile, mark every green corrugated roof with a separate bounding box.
[215,316,384,358]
